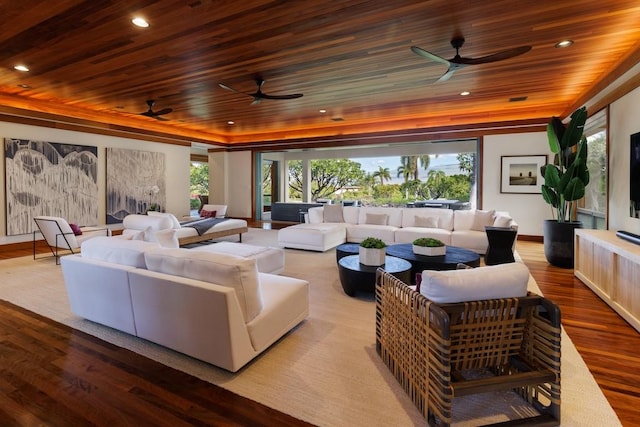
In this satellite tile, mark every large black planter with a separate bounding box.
[543,219,583,268]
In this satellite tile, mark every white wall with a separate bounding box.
[609,85,640,233]
[482,132,552,236]
[209,150,253,218]
[0,121,191,244]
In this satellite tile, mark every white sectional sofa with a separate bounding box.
[277,205,517,254]
[61,236,308,372]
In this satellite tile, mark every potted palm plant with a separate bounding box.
[359,237,387,266]
[540,106,589,268]
[412,237,446,256]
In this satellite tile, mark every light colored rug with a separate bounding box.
[0,229,621,426]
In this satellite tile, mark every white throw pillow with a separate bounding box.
[365,213,389,225]
[147,211,181,229]
[493,215,512,228]
[420,262,529,303]
[132,226,154,242]
[471,209,496,231]
[154,229,179,248]
[144,249,263,323]
[414,215,439,228]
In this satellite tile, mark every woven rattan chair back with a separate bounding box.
[375,268,561,426]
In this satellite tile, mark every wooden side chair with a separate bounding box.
[33,216,110,264]
[375,267,561,426]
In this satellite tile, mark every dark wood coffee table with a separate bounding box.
[335,242,361,262]
[337,255,411,297]
[386,243,480,284]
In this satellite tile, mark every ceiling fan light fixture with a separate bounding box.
[132,17,149,28]
[555,39,574,48]
[14,65,29,72]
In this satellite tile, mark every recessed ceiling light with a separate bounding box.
[460,91,470,96]
[18,84,31,89]
[14,65,29,72]
[319,109,327,113]
[132,17,149,28]
[227,120,235,125]
[555,40,574,48]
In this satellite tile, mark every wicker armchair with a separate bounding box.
[375,268,561,426]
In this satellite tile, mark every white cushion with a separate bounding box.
[154,229,179,248]
[493,215,512,228]
[123,214,173,231]
[80,236,160,268]
[147,211,181,229]
[131,226,154,242]
[420,262,529,303]
[144,248,263,323]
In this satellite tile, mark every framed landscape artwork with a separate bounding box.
[500,155,547,194]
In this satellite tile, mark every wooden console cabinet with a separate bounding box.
[574,229,640,332]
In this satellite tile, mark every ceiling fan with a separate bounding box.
[218,79,303,105]
[411,37,532,82]
[139,100,173,120]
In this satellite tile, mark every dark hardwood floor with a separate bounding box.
[1,226,639,425]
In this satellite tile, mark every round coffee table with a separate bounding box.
[335,242,361,262]
[337,255,411,297]
[386,243,480,284]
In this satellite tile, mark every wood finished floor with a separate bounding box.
[1,228,640,426]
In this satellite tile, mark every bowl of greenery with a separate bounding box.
[359,237,387,265]
[412,237,446,256]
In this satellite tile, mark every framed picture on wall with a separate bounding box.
[500,155,547,194]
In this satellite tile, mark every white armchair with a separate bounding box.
[33,216,110,264]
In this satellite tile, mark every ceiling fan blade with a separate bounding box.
[154,116,169,121]
[140,110,155,117]
[411,46,451,66]
[435,62,468,82]
[219,82,251,96]
[153,107,173,116]
[260,93,303,100]
[457,45,532,65]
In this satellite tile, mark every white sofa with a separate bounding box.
[277,205,517,254]
[60,236,309,372]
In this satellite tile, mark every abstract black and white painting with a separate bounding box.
[106,147,166,224]
[4,138,99,235]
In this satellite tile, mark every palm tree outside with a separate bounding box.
[372,166,391,185]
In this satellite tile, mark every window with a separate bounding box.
[280,139,478,208]
[578,108,607,229]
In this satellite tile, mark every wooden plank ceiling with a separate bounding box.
[0,0,639,147]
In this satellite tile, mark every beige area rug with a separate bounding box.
[0,229,621,426]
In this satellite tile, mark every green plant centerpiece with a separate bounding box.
[540,106,589,268]
[359,237,387,266]
[412,237,446,256]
